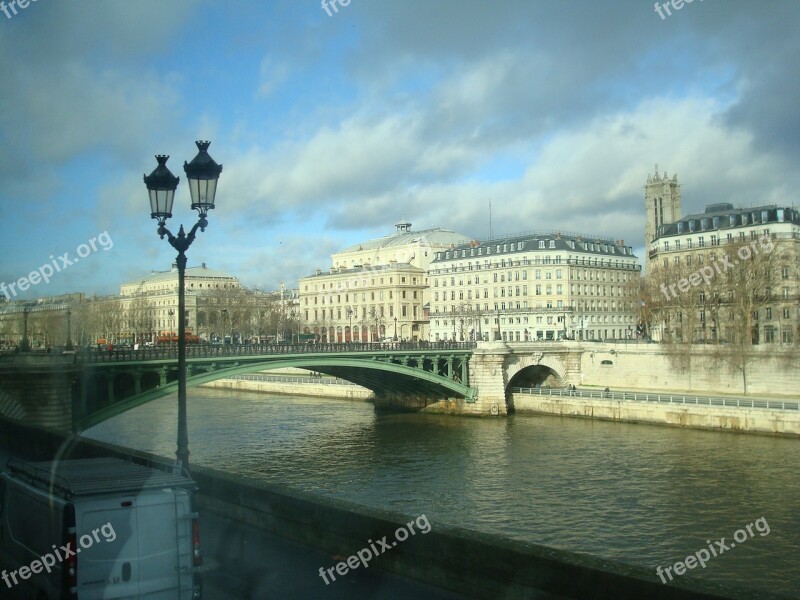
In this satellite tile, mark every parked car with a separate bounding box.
[0,457,202,599]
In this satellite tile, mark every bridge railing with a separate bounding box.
[75,341,477,363]
[512,387,800,411]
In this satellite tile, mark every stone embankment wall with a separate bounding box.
[202,377,372,400]
[512,394,800,436]
[577,343,797,397]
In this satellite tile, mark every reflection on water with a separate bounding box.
[85,388,800,596]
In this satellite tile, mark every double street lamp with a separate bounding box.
[144,141,223,470]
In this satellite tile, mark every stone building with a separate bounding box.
[119,263,240,343]
[648,199,800,344]
[299,222,471,342]
[428,232,641,342]
[644,163,682,271]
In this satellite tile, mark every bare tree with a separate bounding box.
[647,258,705,381]
[706,234,780,394]
[125,296,155,344]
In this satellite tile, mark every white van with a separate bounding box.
[0,457,202,599]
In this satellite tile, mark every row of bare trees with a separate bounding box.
[0,287,301,348]
[630,235,799,393]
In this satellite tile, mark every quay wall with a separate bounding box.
[201,377,372,400]
[512,394,800,436]
[572,343,797,397]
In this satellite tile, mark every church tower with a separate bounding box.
[644,163,681,268]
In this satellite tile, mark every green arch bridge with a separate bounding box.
[32,342,476,431]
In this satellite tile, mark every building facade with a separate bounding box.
[299,222,471,342]
[648,202,800,344]
[0,294,85,348]
[119,263,240,343]
[428,232,641,342]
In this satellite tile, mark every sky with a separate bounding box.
[1,0,798,300]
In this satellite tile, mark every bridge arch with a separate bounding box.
[505,354,568,389]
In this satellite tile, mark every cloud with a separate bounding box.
[257,57,291,97]
[2,0,800,299]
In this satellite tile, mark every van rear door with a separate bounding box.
[76,489,194,599]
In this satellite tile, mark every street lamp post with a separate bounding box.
[393,316,397,342]
[144,141,222,470]
[220,308,228,344]
[20,305,30,352]
[495,308,502,341]
[347,307,353,343]
[65,308,73,350]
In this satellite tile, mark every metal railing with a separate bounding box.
[75,341,477,363]
[226,373,359,386]
[512,387,800,411]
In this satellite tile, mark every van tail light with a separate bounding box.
[63,504,77,597]
[64,524,78,595]
[191,513,202,567]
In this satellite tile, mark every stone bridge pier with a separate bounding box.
[0,353,79,431]
[465,341,582,416]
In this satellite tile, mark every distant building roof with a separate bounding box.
[432,230,637,263]
[302,262,423,280]
[336,222,471,254]
[654,204,800,239]
[122,262,237,287]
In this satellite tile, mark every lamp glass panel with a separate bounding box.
[189,177,217,209]
[150,188,175,217]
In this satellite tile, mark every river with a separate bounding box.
[84,388,799,597]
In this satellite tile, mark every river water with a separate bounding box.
[84,388,799,597]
